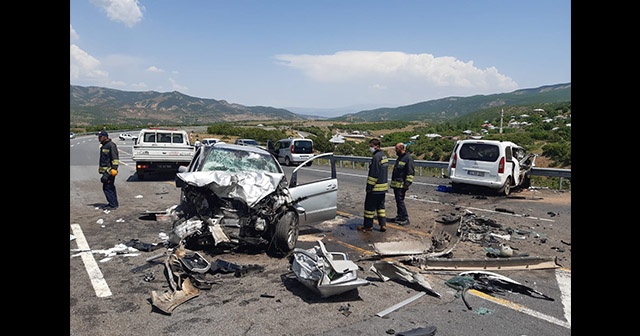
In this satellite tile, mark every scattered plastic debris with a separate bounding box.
[96,219,104,225]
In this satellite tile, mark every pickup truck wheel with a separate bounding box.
[498,176,512,196]
[270,210,299,256]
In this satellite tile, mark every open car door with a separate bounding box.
[287,153,338,226]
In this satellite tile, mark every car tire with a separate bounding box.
[498,176,512,196]
[270,210,299,256]
[285,157,292,166]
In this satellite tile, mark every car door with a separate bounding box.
[286,152,338,226]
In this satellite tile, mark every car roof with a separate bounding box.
[214,142,269,153]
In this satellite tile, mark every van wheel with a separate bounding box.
[285,157,292,166]
[498,176,512,196]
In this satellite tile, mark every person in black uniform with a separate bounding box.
[97,130,119,210]
[358,138,389,232]
[389,142,415,226]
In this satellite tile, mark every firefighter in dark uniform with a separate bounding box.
[358,138,389,232]
[97,130,119,209]
[389,142,415,226]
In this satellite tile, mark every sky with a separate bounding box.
[70,0,571,116]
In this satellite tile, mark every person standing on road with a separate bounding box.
[358,138,389,232]
[97,130,119,210]
[389,142,415,226]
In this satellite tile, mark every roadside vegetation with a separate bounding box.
[71,102,571,190]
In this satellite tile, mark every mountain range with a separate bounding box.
[70,83,570,126]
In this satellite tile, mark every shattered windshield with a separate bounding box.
[201,147,280,174]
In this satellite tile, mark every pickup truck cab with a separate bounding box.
[447,139,536,196]
[132,128,195,180]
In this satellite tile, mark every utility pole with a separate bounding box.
[499,108,504,134]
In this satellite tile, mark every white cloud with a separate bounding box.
[70,44,108,82]
[146,66,165,73]
[70,24,79,41]
[169,78,188,92]
[275,50,518,92]
[91,0,144,28]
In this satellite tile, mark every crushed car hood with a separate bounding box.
[177,171,285,206]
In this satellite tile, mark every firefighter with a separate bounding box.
[389,142,415,226]
[358,138,389,232]
[97,130,119,210]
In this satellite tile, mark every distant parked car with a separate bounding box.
[234,138,266,149]
[269,138,314,166]
[201,138,220,146]
[119,133,138,141]
[70,132,76,139]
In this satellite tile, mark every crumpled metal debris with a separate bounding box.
[291,240,369,298]
[445,270,554,310]
[369,261,440,298]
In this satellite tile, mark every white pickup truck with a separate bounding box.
[131,128,195,180]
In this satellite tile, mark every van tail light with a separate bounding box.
[498,157,505,173]
[451,153,457,168]
[290,145,295,153]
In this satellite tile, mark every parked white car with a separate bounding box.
[447,139,536,196]
[201,138,220,146]
[119,132,138,141]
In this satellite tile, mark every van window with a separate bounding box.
[459,143,499,162]
[293,140,313,153]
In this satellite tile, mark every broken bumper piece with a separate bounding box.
[291,241,369,298]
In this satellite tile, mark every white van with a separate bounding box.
[269,138,314,166]
[447,139,536,195]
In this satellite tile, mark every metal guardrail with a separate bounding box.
[330,155,571,189]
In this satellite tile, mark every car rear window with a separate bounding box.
[459,143,499,162]
[293,141,313,153]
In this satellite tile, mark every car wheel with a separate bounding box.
[305,161,313,167]
[285,157,292,166]
[270,210,299,256]
[498,176,512,196]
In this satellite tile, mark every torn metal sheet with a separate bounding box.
[176,170,284,206]
[369,261,440,298]
[291,240,369,298]
[405,255,559,271]
[458,270,554,301]
[373,240,432,256]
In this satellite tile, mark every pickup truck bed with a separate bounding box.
[131,129,195,180]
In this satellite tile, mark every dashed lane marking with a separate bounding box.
[70,224,112,298]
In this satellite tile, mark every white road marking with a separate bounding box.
[70,224,112,298]
[469,286,571,329]
[556,268,571,325]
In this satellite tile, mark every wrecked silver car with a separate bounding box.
[169,143,338,256]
